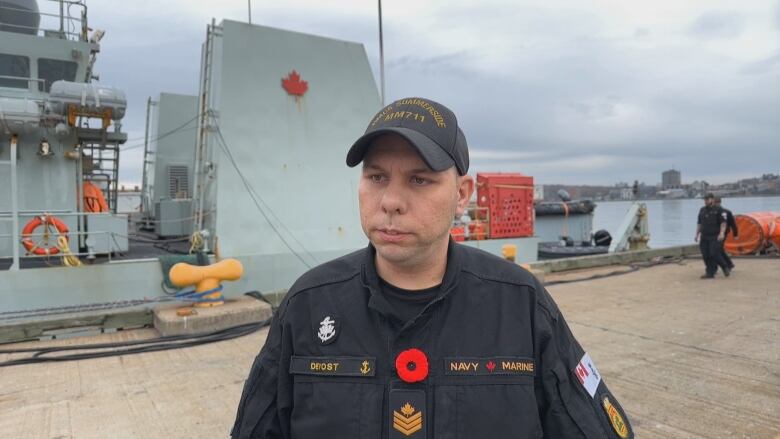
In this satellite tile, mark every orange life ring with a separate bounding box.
[21,215,69,256]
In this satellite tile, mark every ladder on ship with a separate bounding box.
[73,126,125,252]
[193,19,222,235]
[81,137,120,213]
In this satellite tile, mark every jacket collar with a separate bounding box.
[362,239,462,316]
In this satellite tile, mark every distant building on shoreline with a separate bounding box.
[662,169,682,190]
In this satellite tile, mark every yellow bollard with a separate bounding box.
[169,258,243,307]
[502,244,517,263]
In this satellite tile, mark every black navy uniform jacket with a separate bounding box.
[231,242,633,439]
[698,206,726,237]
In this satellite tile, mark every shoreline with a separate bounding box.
[594,194,780,203]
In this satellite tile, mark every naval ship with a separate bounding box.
[1,1,650,344]
[0,1,390,343]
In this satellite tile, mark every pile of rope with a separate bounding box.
[0,291,278,368]
[56,234,82,267]
[0,319,271,368]
[543,255,686,286]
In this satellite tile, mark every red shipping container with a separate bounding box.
[450,225,466,242]
[468,220,487,240]
[476,173,534,239]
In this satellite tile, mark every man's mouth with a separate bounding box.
[376,228,410,243]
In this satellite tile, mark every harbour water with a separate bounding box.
[594,196,780,248]
[120,192,780,249]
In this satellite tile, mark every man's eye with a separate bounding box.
[411,176,428,185]
[369,174,385,183]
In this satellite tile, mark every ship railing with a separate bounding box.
[0,74,46,95]
[0,0,88,42]
[0,210,126,265]
[0,229,125,263]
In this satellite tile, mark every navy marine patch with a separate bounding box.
[443,357,535,376]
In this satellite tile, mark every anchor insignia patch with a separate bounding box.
[317,316,338,345]
[393,403,422,436]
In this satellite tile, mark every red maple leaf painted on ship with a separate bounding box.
[486,361,496,373]
[282,70,308,96]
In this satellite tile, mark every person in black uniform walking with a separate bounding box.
[231,97,634,438]
[714,197,737,271]
[696,194,729,278]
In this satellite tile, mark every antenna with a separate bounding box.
[378,0,385,105]
[248,0,252,25]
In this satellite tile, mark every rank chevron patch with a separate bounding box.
[393,403,423,436]
[389,389,425,438]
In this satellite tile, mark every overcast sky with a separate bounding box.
[78,0,779,186]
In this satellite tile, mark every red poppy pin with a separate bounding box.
[395,348,429,383]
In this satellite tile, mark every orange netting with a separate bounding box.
[723,212,779,255]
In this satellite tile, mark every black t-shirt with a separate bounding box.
[698,206,725,237]
[378,277,440,324]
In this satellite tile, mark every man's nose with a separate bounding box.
[380,179,407,215]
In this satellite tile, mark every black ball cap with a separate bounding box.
[346,97,469,175]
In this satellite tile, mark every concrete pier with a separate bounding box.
[0,257,778,438]
[153,296,273,337]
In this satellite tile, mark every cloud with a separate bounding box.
[777,0,780,29]
[386,51,471,73]
[634,28,651,38]
[566,96,621,119]
[687,11,746,39]
[89,0,780,188]
[470,149,548,161]
[741,52,780,74]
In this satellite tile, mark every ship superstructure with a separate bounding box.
[1,0,128,274]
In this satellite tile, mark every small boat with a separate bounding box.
[538,242,609,259]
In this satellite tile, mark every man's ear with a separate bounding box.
[454,174,475,216]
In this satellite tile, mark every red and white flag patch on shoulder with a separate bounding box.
[574,352,601,398]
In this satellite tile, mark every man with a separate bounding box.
[695,193,729,278]
[231,97,634,438]
[714,196,737,271]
